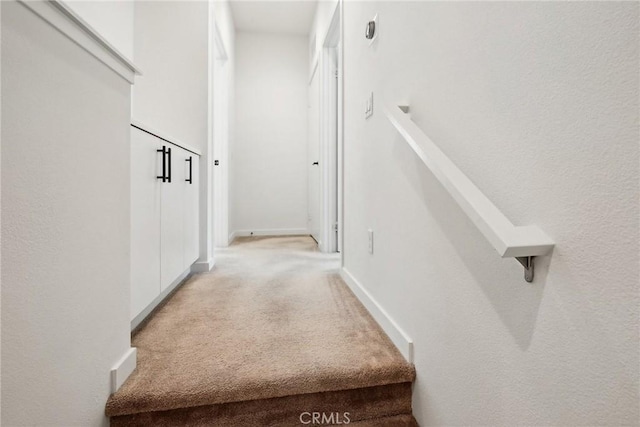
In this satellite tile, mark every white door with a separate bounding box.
[161,145,185,291]
[308,68,321,244]
[130,127,162,320]
[183,154,200,268]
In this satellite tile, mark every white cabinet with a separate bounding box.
[131,128,162,319]
[130,125,200,323]
[183,154,200,267]
[160,144,185,291]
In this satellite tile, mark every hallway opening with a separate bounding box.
[229,0,342,255]
[2,0,638,425]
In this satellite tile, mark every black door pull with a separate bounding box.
[186,156,193,184]
[312,161,319,166]
[167,147,172,183]
[157,146,167,182]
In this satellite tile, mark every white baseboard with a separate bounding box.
[192,257,215,273]
[110,347,136,393]
[228,230,237,244]
[131,268,190,330]
[340,268,414,363]
[231,228,309,238]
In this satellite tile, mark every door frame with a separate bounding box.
[212,19,229,248]
[319,3,343,254]
[197,7,230,271]
[308,56,321,244]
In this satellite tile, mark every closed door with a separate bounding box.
[130,127,162,320]
[160,145,185,291]
[308,69,321,244]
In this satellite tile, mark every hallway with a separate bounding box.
[106,236,415,425]
[2,0,638,425]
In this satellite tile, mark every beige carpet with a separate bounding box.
[106,236,415,424]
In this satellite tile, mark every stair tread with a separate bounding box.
[110,382,414,426]
[107,236,414,417]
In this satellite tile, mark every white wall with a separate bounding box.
[132,1,208,153]
[232,32,308,236]
[1,1,133,425]
[341,1,639,425]
[64,0,134,60]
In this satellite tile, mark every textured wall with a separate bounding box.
[342,1,639,425]
[1,2,132,424]
[132,1,209,153]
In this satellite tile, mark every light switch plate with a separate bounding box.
[365,92,374,119]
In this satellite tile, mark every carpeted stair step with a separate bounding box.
[109,382,414,426]
[106,236,416,426]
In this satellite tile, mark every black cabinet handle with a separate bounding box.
[157,146,167,182]
[167,147,172,183]
[312,161,319,166]
[185,156,193,184]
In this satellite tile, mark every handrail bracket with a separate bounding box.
[516,256,534,282]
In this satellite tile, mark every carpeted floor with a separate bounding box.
[106,236,415,425]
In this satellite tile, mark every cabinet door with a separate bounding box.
[160,145,185,291]
[130,127,162,320]
[183,154,200,268]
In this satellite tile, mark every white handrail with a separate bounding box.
[385,104,554,281]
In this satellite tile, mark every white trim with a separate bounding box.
[322,3,341,47]
[385,104,554,258]
[131,268,191,330]
[318,4,342,255]
[110,347,136,393]
[309,56,319,85]
[337,38,344,257]
[202,2,216,265]
[340,268,414,363]
[212,20,230,249]
[231,229,309,238]
[130,120,202,156]
[214,21,228,61]
[192,257,215,273]
[228,230,238,244]
[338,0,344,263]
[18,0,140,84]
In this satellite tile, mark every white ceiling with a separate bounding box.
[229,1,318,36]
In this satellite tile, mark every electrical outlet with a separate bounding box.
[368,229,374,254]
